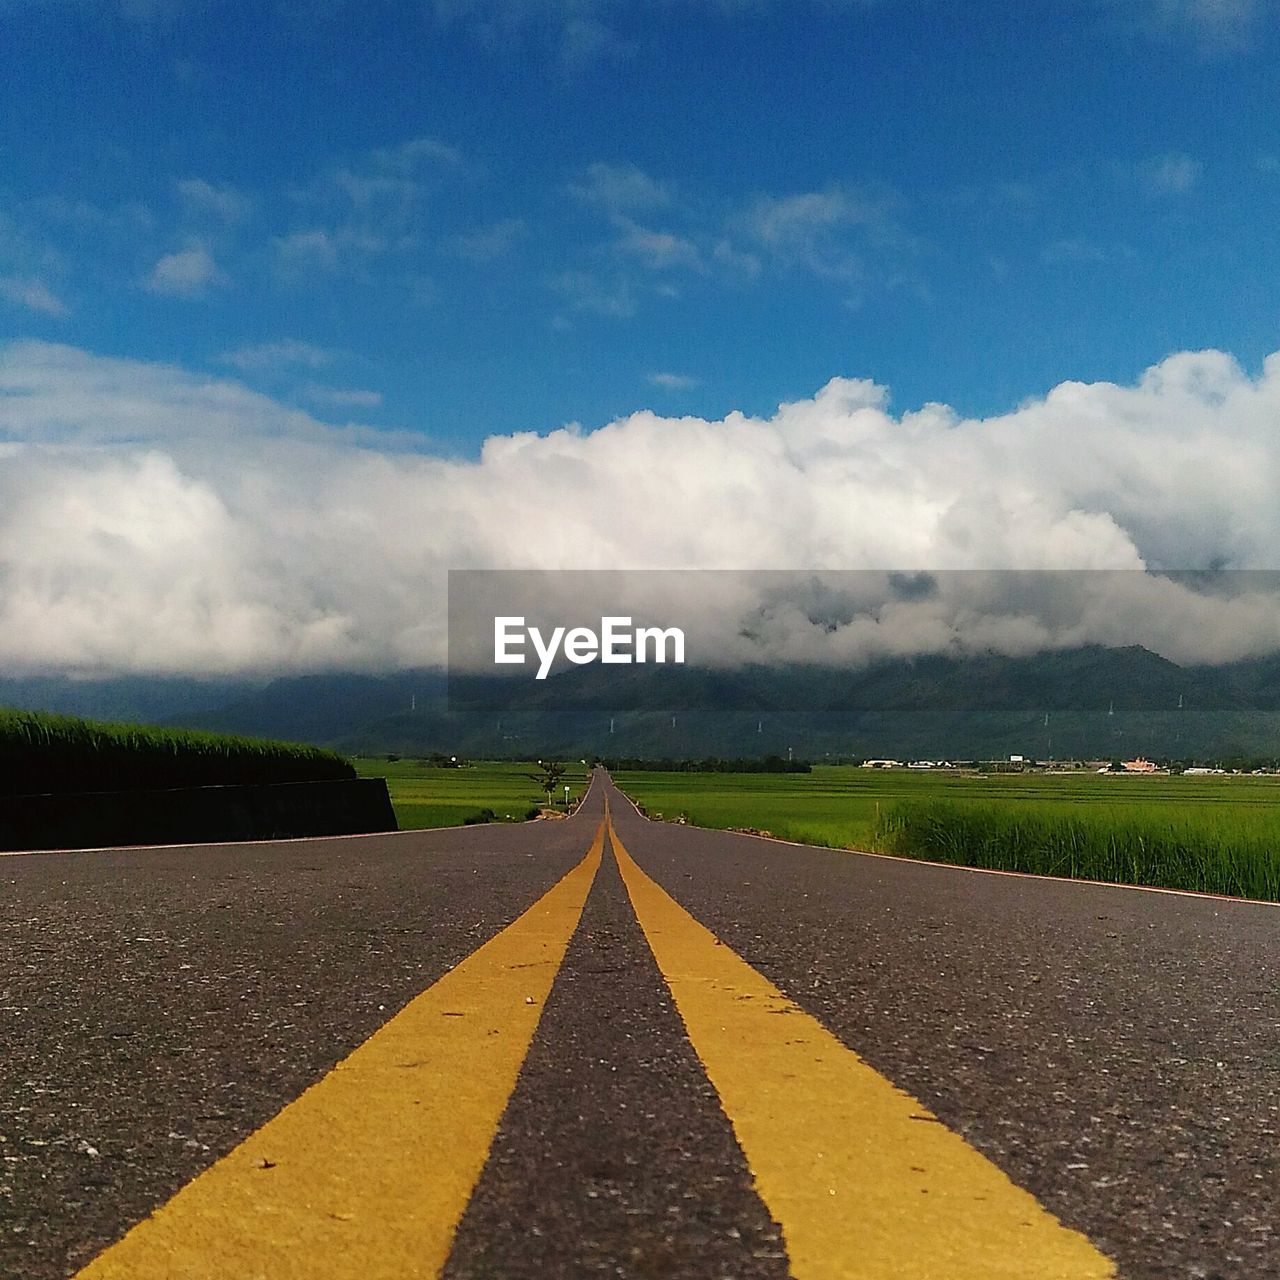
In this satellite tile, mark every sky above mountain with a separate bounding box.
[3,1,1280,676]
[3,0,1280,444]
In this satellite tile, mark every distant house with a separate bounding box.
[861,759,903,769]
[1122,757,1159,773]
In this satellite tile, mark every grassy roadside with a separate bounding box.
[875,800,1280,899]
[0,708,352,795]
[614,765,1280,900]
[353,758,589,830]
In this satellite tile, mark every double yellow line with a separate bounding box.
[76,821,605,1280]
[77,800,1115,1279]
[610,815,1115,1280]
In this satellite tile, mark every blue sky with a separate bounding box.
[5,1,1280,676]
[2,0,1280,451]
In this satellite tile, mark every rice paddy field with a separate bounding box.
[613,766,1280,901]
[353,758,589,830]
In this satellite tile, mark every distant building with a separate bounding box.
[1122,757,1159,773]
[861,759,903,769]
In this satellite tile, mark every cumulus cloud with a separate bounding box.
[144,243,226,297]
[3,340,1280,676]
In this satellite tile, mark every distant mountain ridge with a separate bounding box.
[3,645,1279,760]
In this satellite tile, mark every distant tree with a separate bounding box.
[528,760,566,807]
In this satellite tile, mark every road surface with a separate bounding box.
[1,771,1276,1278]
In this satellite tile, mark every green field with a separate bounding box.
[353,758,589,830]
[613,766,1280,900]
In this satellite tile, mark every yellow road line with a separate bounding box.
[608,812,1116,1280]
[76,820,606,1280]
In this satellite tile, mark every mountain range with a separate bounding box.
[4,645,1280,761]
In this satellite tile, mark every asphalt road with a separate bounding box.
[2,771,1277,1278]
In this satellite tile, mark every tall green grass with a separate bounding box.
[0,709,354,797]
[616,766,1280,901]
[874,799,1280,900]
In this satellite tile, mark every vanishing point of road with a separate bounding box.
[2,771,1276,1278]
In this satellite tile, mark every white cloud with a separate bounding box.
[613,217,703,272]
[1140,0,1260,47]
[282,137,465,272]
[273,229,340,272]
[219,339,340,372]
[301,383,384,410]
[144,243,226,297]
[0,275,68,317]
[432,0,627,65]
[432,0,879,65]
[177,177,251,224]
[308,137,464,214]
[550,269,635,317]
[1040,237,1131,266]
[371,136,464,172]
[648,371,699,390]
[741,186,908,287]
[559,14,623,64]
[4,341,1280,675]
[447,217,526,262]
[562,176,914,312]
[569,162,672,212]
[1143,151,1202,194]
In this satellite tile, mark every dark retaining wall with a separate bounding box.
[0,777,398,852]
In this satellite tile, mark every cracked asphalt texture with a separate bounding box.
[3,772,1278,1278]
